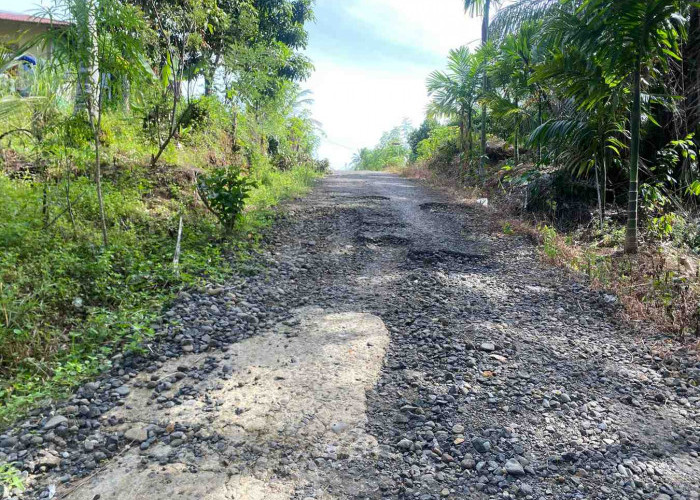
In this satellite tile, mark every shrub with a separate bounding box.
[416,126,459,163]
[197,166,257,233]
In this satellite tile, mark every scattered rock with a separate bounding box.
[505,458,525,476]
[43,415,68,430]
[124,427,149,442]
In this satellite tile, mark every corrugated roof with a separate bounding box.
[0,11,69,26]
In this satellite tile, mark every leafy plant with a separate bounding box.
[0,463,25,492]
[539,224,559,259]
[197,167,257,233]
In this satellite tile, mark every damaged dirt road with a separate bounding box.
[3,171,700,500]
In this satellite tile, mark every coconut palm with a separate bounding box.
[490,0,562,40]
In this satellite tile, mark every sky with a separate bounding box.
[1,0,484,170]
[305,0,483,169]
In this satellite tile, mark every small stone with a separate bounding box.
[505,458,525,476]
[480,342,496,352]
[461,454,476,469]
[124,427,149,442]
[1,437,18,448]
[43,416,68,430]
[452,424,465,434]
[115,386,131,397]
[397,438,413,450]
[36,450,61,468]
[520,484,534,495]
[471,437,491,453]
[331,422,349,434]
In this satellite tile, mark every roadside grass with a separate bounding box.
[0,157,321,428]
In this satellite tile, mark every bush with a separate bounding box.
[416,126,459,163]
[197,166,257,233]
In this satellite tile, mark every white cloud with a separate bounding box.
[308,0,483,169]
[308,59,431,169]
[346,0,482,58]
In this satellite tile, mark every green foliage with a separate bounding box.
[350,123,411,171]
[197,167,257,232]
[426,46,483,158]
[539,224,559,259]
[416,126,459,163]
[0,0,324,426]
[648,213,678,241]
[408,118,438,160]
[0,463,24,492]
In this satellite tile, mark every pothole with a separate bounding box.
[406,248,485,264]
[419,202,471,213]
[357,234,411,246]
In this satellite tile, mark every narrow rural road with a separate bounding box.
[3,171,699,500]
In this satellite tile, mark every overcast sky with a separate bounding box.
[0,0,48,13]
[2,0,484,169]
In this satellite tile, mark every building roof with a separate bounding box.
[0,11,69,26]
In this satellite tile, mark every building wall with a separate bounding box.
[0,21,54,60]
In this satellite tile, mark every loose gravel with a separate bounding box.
[1,171,698,500]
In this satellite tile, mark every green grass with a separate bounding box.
[0,160,321,428]
[0,463,25,492]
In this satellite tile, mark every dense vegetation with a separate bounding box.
[354,0,700,337]
[0,0,325,424]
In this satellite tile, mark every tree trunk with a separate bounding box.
[537,93,543,163]
[231,110,239,155]
[122,75,130,113]
[204,53,221,96]
[468,106,473,157]
[479,0,491,179]
[595,158,603,230]
[601,139,608,224]
[65,159,77,235]
[514,97,519,165]
[86,0,99,125]
[625,63,641,254]
[693,7,700,137]
[173,215,183,275]
[94,125,108,247]
[204,74,213,96]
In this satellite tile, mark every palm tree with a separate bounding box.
[485,24,541,165]
[463,0,503,177]
[563,0,689,253]
[427,47,481,162]
[489,0,561,40]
